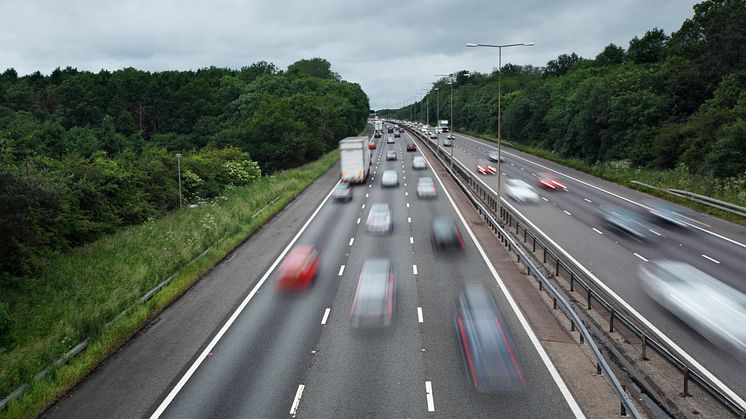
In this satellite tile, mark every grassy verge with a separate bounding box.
[460,130,746,225]
[0,150,339,419]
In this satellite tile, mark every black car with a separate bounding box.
[394,132,401,138]
[454,283,526,392]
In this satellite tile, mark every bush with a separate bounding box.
[0,301,15,350]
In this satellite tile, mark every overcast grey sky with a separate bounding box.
[0,0,698,110]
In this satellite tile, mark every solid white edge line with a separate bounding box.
[702,254,721,264]
[633,252,648,262]
[150,180,339,419]
[321,308,331,325]
[417,307,424,323]
[338,265,345,276]
[289,384,305,417]
[456,133,746,250]
[425,381,435,412]
[592,228,604,235]
[413,264,418,275]
[415,146,585,418]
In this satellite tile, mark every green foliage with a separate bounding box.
[0,58,368,278]
[385,0,745,183]
[0,301,15,350]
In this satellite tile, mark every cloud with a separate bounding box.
[0,0,698,109]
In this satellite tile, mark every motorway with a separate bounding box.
[144,133,582,417]
[421,128,746,403]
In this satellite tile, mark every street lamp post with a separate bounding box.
[466,41,534,216]
[434,87,440,149]
[176,153,183,208]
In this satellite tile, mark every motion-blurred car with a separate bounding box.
[350,258,395,328]
[332,182,353,202]
[505,179,539,203]
[381,170,399,187]
[406,143,417,152]
[394,132,401,138]
[432,217,465,250]
[443,138,453,147]
[416,177,437,198]
[536,172,568,191]
[412,156,427,170]
[387,127,394,133]
[639,260,746,359]
[487,151,504,163]
[646,200,696,229]
[368,141,377,150]
[374,131,382,138]
[429,132,438,140]
[476,159,496,175]
[598,204,654,240]
[386,150,397,161]
[365,203,393,234]
[274,245,319,292]
[454,283,526,392]
[447,133,455,140]
[387,137,395,144]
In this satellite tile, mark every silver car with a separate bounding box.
[416,177,437,198]
[412,156,427,170]
[639,261,746,359]
[350,258,395,328]
[505,179,539,203]
[381,170,399,187]
[365,203,393,234]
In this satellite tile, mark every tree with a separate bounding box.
[595,44,625,65]
[545,53,582,76]
[287,58,340,80]
[627,28,669,64]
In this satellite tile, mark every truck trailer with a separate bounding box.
[438,120,449,132]
[339,136,372,184]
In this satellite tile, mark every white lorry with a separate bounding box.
[438,120,449,132]
[339,136,372,184]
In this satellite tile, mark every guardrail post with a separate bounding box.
[523,229,527,242]
[609,309,615,333]
[515,222,519,234]
[570,272,575,291]
[641,335,648,360]
[682,368,690,397]
[556,259,561,276]
[621,385,628,417]
[579,330,584,344]
[553,297,557,309]
[596,361,602,376]
[532,237,536,252]
[543,247,547,263]
[587,289,592,310]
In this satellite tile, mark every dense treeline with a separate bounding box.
[385,0,746,178]
[0,58,368,279]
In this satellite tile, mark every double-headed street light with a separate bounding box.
[466,41,534,216]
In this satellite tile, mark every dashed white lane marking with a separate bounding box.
[289,384,305,417]
[541,197,549,202]
[417,307,424,323]
[563,210,572,216]
[702,254,720,264]
[406,203,410,208]
[649,229,661,236]
[408,217,411,223]
[362,204,365,209]
[365,193,369,198]
[369,184,372,188]
[356,217,361,224]
[405,191,409,196]
[425,381,435,412]
[413,264,418,275]
[410,236,414,244]
[321,308,331,325]
[520,167,525,171]
[338,265,345,276]
[349,237,354,246]
[592,228,604,235]
[584,198,592,203]
[633,253,648,262]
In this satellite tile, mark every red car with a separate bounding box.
[368,141,377,150]
[275,245,320,292]
[406,143,417,152]
[536,172,567,191]
[476,159,496,175]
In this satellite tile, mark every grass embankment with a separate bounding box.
[0,150,339,418]
[461,130,746,225]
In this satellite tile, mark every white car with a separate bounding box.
[366,203,393,234]
[416,177,437,198]
[381,170,399,187]
[505,179,539,203]
[412,156,427,170]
